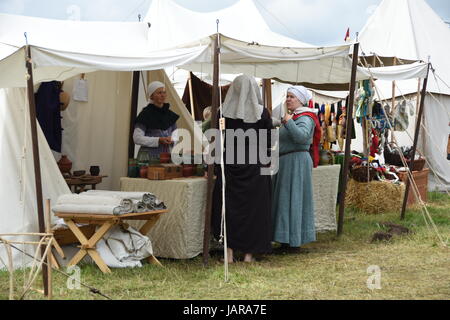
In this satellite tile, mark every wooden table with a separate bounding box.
[54,209,167,273]
[65,175,107,193]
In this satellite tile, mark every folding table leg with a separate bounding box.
[65,220,90,267]
[87,250,111,273]
[65,219,115,273]
[147,255,163,267]
[68,249,88,267]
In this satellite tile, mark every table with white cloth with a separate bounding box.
[311,164,340,232]
[120,177,208,259]
[120,166,339,259]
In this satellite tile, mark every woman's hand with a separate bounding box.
[282,113,293,125]
[159,137,173,145]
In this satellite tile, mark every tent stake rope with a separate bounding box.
[360,52,450,195]
[391,82,450,195]
[427,90,450,119]
[390,82,450,196]
[1,236,112,300]
[432,70,450,91]
[214,32,230,283]
[365,71,447,247]
[360,50,442,237]
[0,239,14,300]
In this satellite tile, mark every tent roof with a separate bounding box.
[0,13,428,89]
[144,0,311,48]
[358,0,450,95]
[0,13,151,56]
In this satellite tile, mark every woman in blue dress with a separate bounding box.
[133,81,179,160]
[272,86,320,248]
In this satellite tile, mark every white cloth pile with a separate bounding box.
[51,191,166,215]
[96,225,153,268]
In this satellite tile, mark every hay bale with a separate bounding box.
[345,179,405,214]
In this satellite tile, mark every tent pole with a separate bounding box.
[128,71,140,159]
[25,45,49,296]
[188,72,196,120]
[400,63,430,220]
[337,42,359,236]
[262,79,273,113]
[390,58,397,143]
[202,34,220,266]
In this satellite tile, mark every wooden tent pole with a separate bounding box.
[128,71,140,159]
[400,63,430,220]
[390,57,397,143]
[25,45,49,296]
[188,72,196,120]
[202,34,220,266]
[262,79,273,113]
[337,42,359,236]
[45,199,53,300]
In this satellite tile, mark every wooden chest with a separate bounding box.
[147,163,183,180]
[398,168,429,206]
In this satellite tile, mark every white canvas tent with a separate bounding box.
[0,7,430,270]
[357,0,450,191]
[145,0,311,49]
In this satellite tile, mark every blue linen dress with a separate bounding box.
[272,116,316,247]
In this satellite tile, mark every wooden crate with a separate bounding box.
[147,164,182,180]
[447,135,450,155]
[53,224,96,245]
[398,168,429,206]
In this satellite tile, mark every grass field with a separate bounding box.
[1,192,448,300]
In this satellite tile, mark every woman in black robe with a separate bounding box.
[211,75,273,263]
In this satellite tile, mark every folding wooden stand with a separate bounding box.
[54,210,167,273]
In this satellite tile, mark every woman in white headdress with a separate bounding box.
[272,85,320,249]
[211,74,273,263]
[133,81,179,160]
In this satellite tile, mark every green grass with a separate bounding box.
[1,192,449,300]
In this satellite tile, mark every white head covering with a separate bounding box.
[147,81,165,103]
[287,86,312,106]
[222,74,263,123]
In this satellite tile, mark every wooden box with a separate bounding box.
[447,135,450,155]
[53,224,96,245]
[398,168,429,206]
[147,163,182,180]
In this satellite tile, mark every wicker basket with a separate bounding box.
[407,158,426,171]
[383,148,403,166]
[350,165,377,182]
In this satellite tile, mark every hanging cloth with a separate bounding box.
[293,112,321,168]
[181,72,230,120]
[35,81,63,152]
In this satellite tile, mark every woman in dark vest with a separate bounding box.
[133,81,179,159]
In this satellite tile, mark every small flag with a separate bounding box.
[344,28,350,42]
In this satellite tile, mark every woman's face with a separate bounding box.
[286,92,302,111]
[151,87,167,106]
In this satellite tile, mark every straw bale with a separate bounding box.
[345,179,405,214]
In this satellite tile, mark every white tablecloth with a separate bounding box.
[312,164,340,232]
[120,177,207,259]
[120,166,339,259]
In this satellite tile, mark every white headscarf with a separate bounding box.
[287,86,312,106]
[147,81,165,103]
[222,74,263,123]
